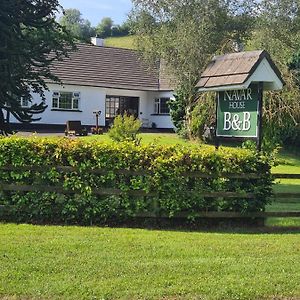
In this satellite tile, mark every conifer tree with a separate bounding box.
[0,0,74,134]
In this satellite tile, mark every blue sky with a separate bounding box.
[58,0,133,26]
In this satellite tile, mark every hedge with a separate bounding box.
[0,137,273,225]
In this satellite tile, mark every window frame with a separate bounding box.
[17,97,30,108]
[52,91,81,111]
[154,97,170,115]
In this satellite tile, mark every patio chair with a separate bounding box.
[65,121,88,136]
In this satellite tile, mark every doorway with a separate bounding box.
[105,96,139,126]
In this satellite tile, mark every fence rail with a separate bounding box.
[0,165,299,219]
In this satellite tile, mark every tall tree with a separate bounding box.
[249,0,300,144]
[0,0,74,134]
[96,17,113,38]
[59,8,95,43]
[131,0,257,137]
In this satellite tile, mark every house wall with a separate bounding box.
[11,84,175,129]
[144,91,175,129]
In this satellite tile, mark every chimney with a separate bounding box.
[91,35,104,47]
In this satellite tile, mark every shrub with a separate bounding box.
[108,115,141,144]
[0,137,273,225]
[190,93,216,141]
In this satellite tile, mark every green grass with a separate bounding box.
[0,137,299,298]
[1,224,300,300]
[266,149,300,227]
[104,35,136,49]
[84,132,200,146]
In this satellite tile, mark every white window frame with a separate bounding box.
[52,91,80,110]
[154,98,170,114]
[19,97,30,108]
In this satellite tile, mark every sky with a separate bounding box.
[58,0,133,26]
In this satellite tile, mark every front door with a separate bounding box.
[105,96,139,126]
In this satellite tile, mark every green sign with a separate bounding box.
[216,83,259,138]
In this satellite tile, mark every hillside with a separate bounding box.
[104,35,136,50]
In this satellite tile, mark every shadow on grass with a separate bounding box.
[114,217,300,235]
[2,217,300,235]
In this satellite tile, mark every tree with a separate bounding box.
[248,0,300,145]
[0,0,74,135]
[96,17,113,38]
[131,0,257,138]
[59,9,95,43]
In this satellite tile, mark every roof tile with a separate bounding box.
[49,43,172,91]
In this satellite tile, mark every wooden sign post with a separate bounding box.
[215,83,263,150]
[196,50,284,151]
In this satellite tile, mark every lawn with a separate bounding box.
[84,132,199,146]
[104,35,136,50]
[1,224,300,300]
[0,136,299,299]
[266,149,300,227]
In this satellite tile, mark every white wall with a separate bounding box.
[11,84,175,129]
[144,91,175,129]
[10,84,107,127]
[45,84,107,126]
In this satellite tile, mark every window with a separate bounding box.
[52,91,80,110]
[105,96,120,118]
[6,93,29,108]
[105,96,139,119]
[18,97,29,108]
[154,98,170,114]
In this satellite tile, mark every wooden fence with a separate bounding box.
[0,165,299,219]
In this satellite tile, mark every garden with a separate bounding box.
[1,0,300,298]
[0,131,299,299]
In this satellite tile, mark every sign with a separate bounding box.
[216,83,259,138]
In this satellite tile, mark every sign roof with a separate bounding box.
[196,50,284,92]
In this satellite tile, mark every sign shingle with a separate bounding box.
[196,50,284,89]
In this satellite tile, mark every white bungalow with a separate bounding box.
[13,37,175,131]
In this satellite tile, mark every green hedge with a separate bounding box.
[0,137,273,225]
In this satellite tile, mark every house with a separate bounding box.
[12,37,175,131]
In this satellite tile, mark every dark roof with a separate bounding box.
[196,50,284,89]
[49,43,172,91]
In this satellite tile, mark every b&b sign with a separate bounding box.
[217,83,259,138]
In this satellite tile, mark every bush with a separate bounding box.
[0,137,273,225]
[190,93,216,141]
[108,115,141,144]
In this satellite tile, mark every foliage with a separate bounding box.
[0,137,273,225]
[59,8,95,42]
[131,0,257,137]
[60,11,132,41]
[0,0,74,135]
[108,115,142,144]
[168,91,186,135]
[190,92,216,141]
[247,0,300,146]
[96,17,114,38]
[111,20,131,37]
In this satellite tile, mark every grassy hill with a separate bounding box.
[104,35,136,50]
